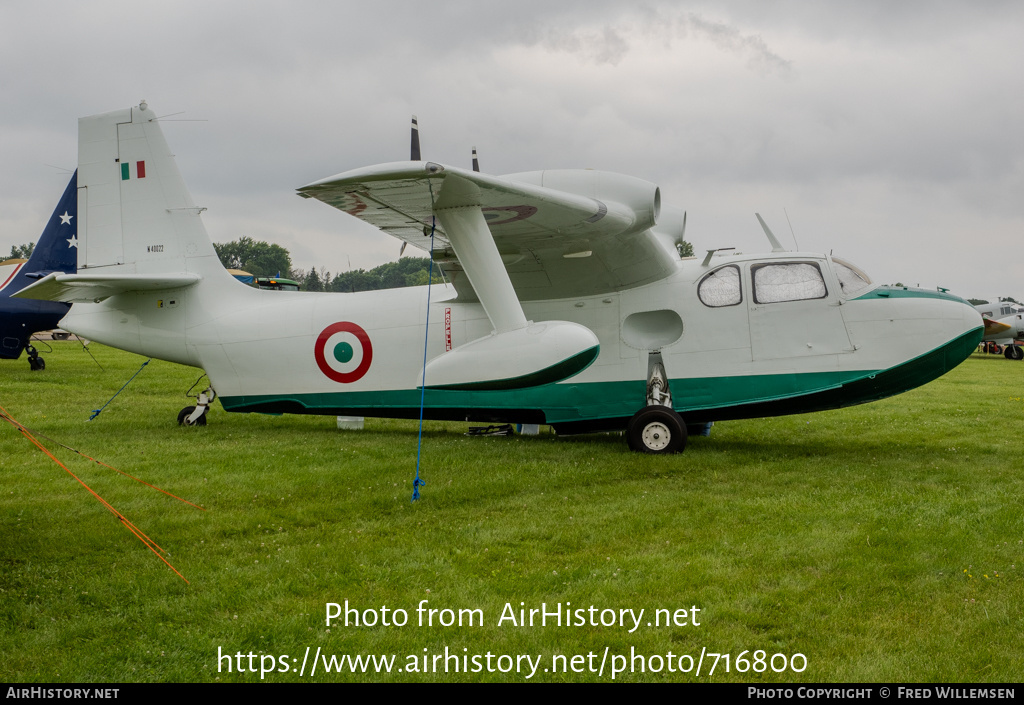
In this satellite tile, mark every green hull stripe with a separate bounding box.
[220,328,982,426]
[425,346,600,391]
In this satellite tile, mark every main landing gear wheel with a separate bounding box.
[177,406,208,426]
[1005,345,1023,361]
[627,406,688,454]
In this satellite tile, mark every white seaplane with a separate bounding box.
[16,103,984,453]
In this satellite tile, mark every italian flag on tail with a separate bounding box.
[120,161,146,180]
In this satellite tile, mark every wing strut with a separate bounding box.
[433,175,527,334]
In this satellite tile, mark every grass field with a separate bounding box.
[1,342,1022,682]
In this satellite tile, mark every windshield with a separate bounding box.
[831,258,872,297]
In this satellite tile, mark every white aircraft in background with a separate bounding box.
[16,103,983,453]
[975,300,1024,360]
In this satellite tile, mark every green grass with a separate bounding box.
[1,343,1022,682]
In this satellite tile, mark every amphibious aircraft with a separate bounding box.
[975,300,1023,359]
[1,173,78,369]
[16,103,983,452]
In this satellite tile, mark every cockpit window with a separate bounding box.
[698,265,742,307]
[752,262,827,304]
[832,258,872,297]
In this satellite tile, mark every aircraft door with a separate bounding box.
[686,264,752,363]
[747,261,852,361]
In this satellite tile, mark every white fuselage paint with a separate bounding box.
[60,249,982,417]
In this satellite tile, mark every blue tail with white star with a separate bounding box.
[0,171,78,361]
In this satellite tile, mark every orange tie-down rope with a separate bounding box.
[1,405,203,584]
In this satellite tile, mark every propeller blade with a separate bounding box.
[472,147,480,172]
[400,242,408,257]
[410,116,421,161]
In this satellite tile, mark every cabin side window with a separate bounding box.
[698,265,742,307]
[752,262,827,304]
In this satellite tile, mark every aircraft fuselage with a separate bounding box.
[60,250,982,432]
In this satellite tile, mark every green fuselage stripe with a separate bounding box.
[220,327,982,429]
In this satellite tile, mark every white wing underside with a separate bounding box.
[298,162,681,301]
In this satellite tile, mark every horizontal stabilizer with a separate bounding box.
[13,272,200,304]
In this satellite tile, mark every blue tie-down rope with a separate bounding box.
[413,203,437,502]
[89,359,150,421]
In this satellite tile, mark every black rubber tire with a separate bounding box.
[177,406,207,426]
[1005,345,1023,361]
[626,406,688,454]
[29,356,45,371]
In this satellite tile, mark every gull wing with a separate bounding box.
[298,162,682,300]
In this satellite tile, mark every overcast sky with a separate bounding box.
[1,1,1021,299]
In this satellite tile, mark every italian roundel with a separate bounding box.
[314,322,373,383]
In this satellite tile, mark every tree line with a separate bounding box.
[7,243,35,259]
[293,258,435,292]
[212,236,434,292]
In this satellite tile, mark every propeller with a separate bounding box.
[410,115,421,161]
[472,147,480,172]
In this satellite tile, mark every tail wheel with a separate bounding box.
[627,406,688,454]
[177,406,207,426]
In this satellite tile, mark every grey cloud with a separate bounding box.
[0,1,1021,297]
[520,8,791,74]
[679,12,793,76]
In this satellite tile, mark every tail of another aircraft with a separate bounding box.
[0,172,78,360]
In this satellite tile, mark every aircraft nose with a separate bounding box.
[982,316,1011,337]
[950,294,985,339]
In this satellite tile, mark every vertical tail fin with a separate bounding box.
[77,102,226,280]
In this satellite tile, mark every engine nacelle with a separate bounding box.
[504,169,661,233]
